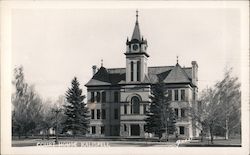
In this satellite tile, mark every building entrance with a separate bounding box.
[131,124,140,136]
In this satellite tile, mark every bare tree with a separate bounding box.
[12,66,43,139]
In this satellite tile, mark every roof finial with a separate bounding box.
[177,56,179,64]
[136,9,139,23]
[101,59,103,67]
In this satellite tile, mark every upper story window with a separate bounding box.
[97,109,100,119]
[131,96,140,114]
[174,108,178,117]
[167,90,172,101]
[102,109,106,119]
[124,105,127,114]
[114,91,119,103]
[114,108,119,119]
[137,61,141,81]
[181,108,185,117]
[91,92,95,102]
[174,90,179,101]
[96,92,101,103]
[131,61,134,81]
[102,91,106,103]
[181,90,185,101]
[143,104,147,114]
[91,109,95,119]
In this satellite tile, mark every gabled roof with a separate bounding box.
[85,65,193,87]
[163,63,191,83]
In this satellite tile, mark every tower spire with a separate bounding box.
[101,59,103,67]
[136,9,139,23]
[177,56,179,64]
[131,10,141,41]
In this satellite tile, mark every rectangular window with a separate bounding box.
[101,92,106,103]
[167,90,172,101]
[101,126,105,134]
[124,105,127,114]
[143,104,147,114]
[181,90,185,101]
[114,91,119,103]
[137,61,140,81]
[91,92,95,102]
[114,108,118,119]
[96,92,101,103]
[174,108,178,117]
[131,61,134,81]
[179,126,185,135]
[181,109,185,117]
[97,109,100,119]
[124,124,127,132]
[102,109,106,119]
[174,90,179,101]
[91,126,96,134]
[91,109,95,119]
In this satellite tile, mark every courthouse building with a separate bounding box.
[85,12,199,138]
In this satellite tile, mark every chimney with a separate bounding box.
[92,65,97,76]
[191,61,198,86]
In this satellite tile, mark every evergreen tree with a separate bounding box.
[63,77,90,137]
[145,81,176,140]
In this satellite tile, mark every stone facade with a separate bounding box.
[85,12,199,139]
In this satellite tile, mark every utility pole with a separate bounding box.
[52,108,62,144]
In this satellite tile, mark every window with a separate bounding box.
[193,91,196,101]
[101,126,105,134]
[124,105,127,114]
[143,104,147,114]
[124,124,127,132]
[96,92,101,103]
[114,108,118,119]
[102,109,106,119]
[131,96,140,114]
[114,91,119,102]
[174,108,178,117]
[91,126,96,134]
[181,109,185,117]
[91,92,95,102]
[91,109,95,119]
[167,90,172,101]
[179,126,185,135]
[101,92,106,103]
[97,109,100,119]
[181,90,185,101]
[137,61,140,81]
[174,90,179,101]
[131,61,134,81]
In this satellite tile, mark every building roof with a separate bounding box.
[131,21,141,41]
[85,64,193,87]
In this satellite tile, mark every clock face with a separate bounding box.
[132,44,139,51]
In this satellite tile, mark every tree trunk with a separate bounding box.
[18,132,21,140]
[210,127,214,144]
[225,117,229,140]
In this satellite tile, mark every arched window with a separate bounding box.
[131,96,140,114]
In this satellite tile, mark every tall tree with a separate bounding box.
[12,66,43,139]
[63,77,90,137]
[144,81,176,140]
[189,68,241,143]
[215,68,241,139]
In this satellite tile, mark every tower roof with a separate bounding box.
[131,10,141,41]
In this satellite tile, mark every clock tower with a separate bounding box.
[125,11,149,83]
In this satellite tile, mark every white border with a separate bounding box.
[1,1,249,155]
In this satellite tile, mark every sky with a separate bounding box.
[11,7,242,102]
